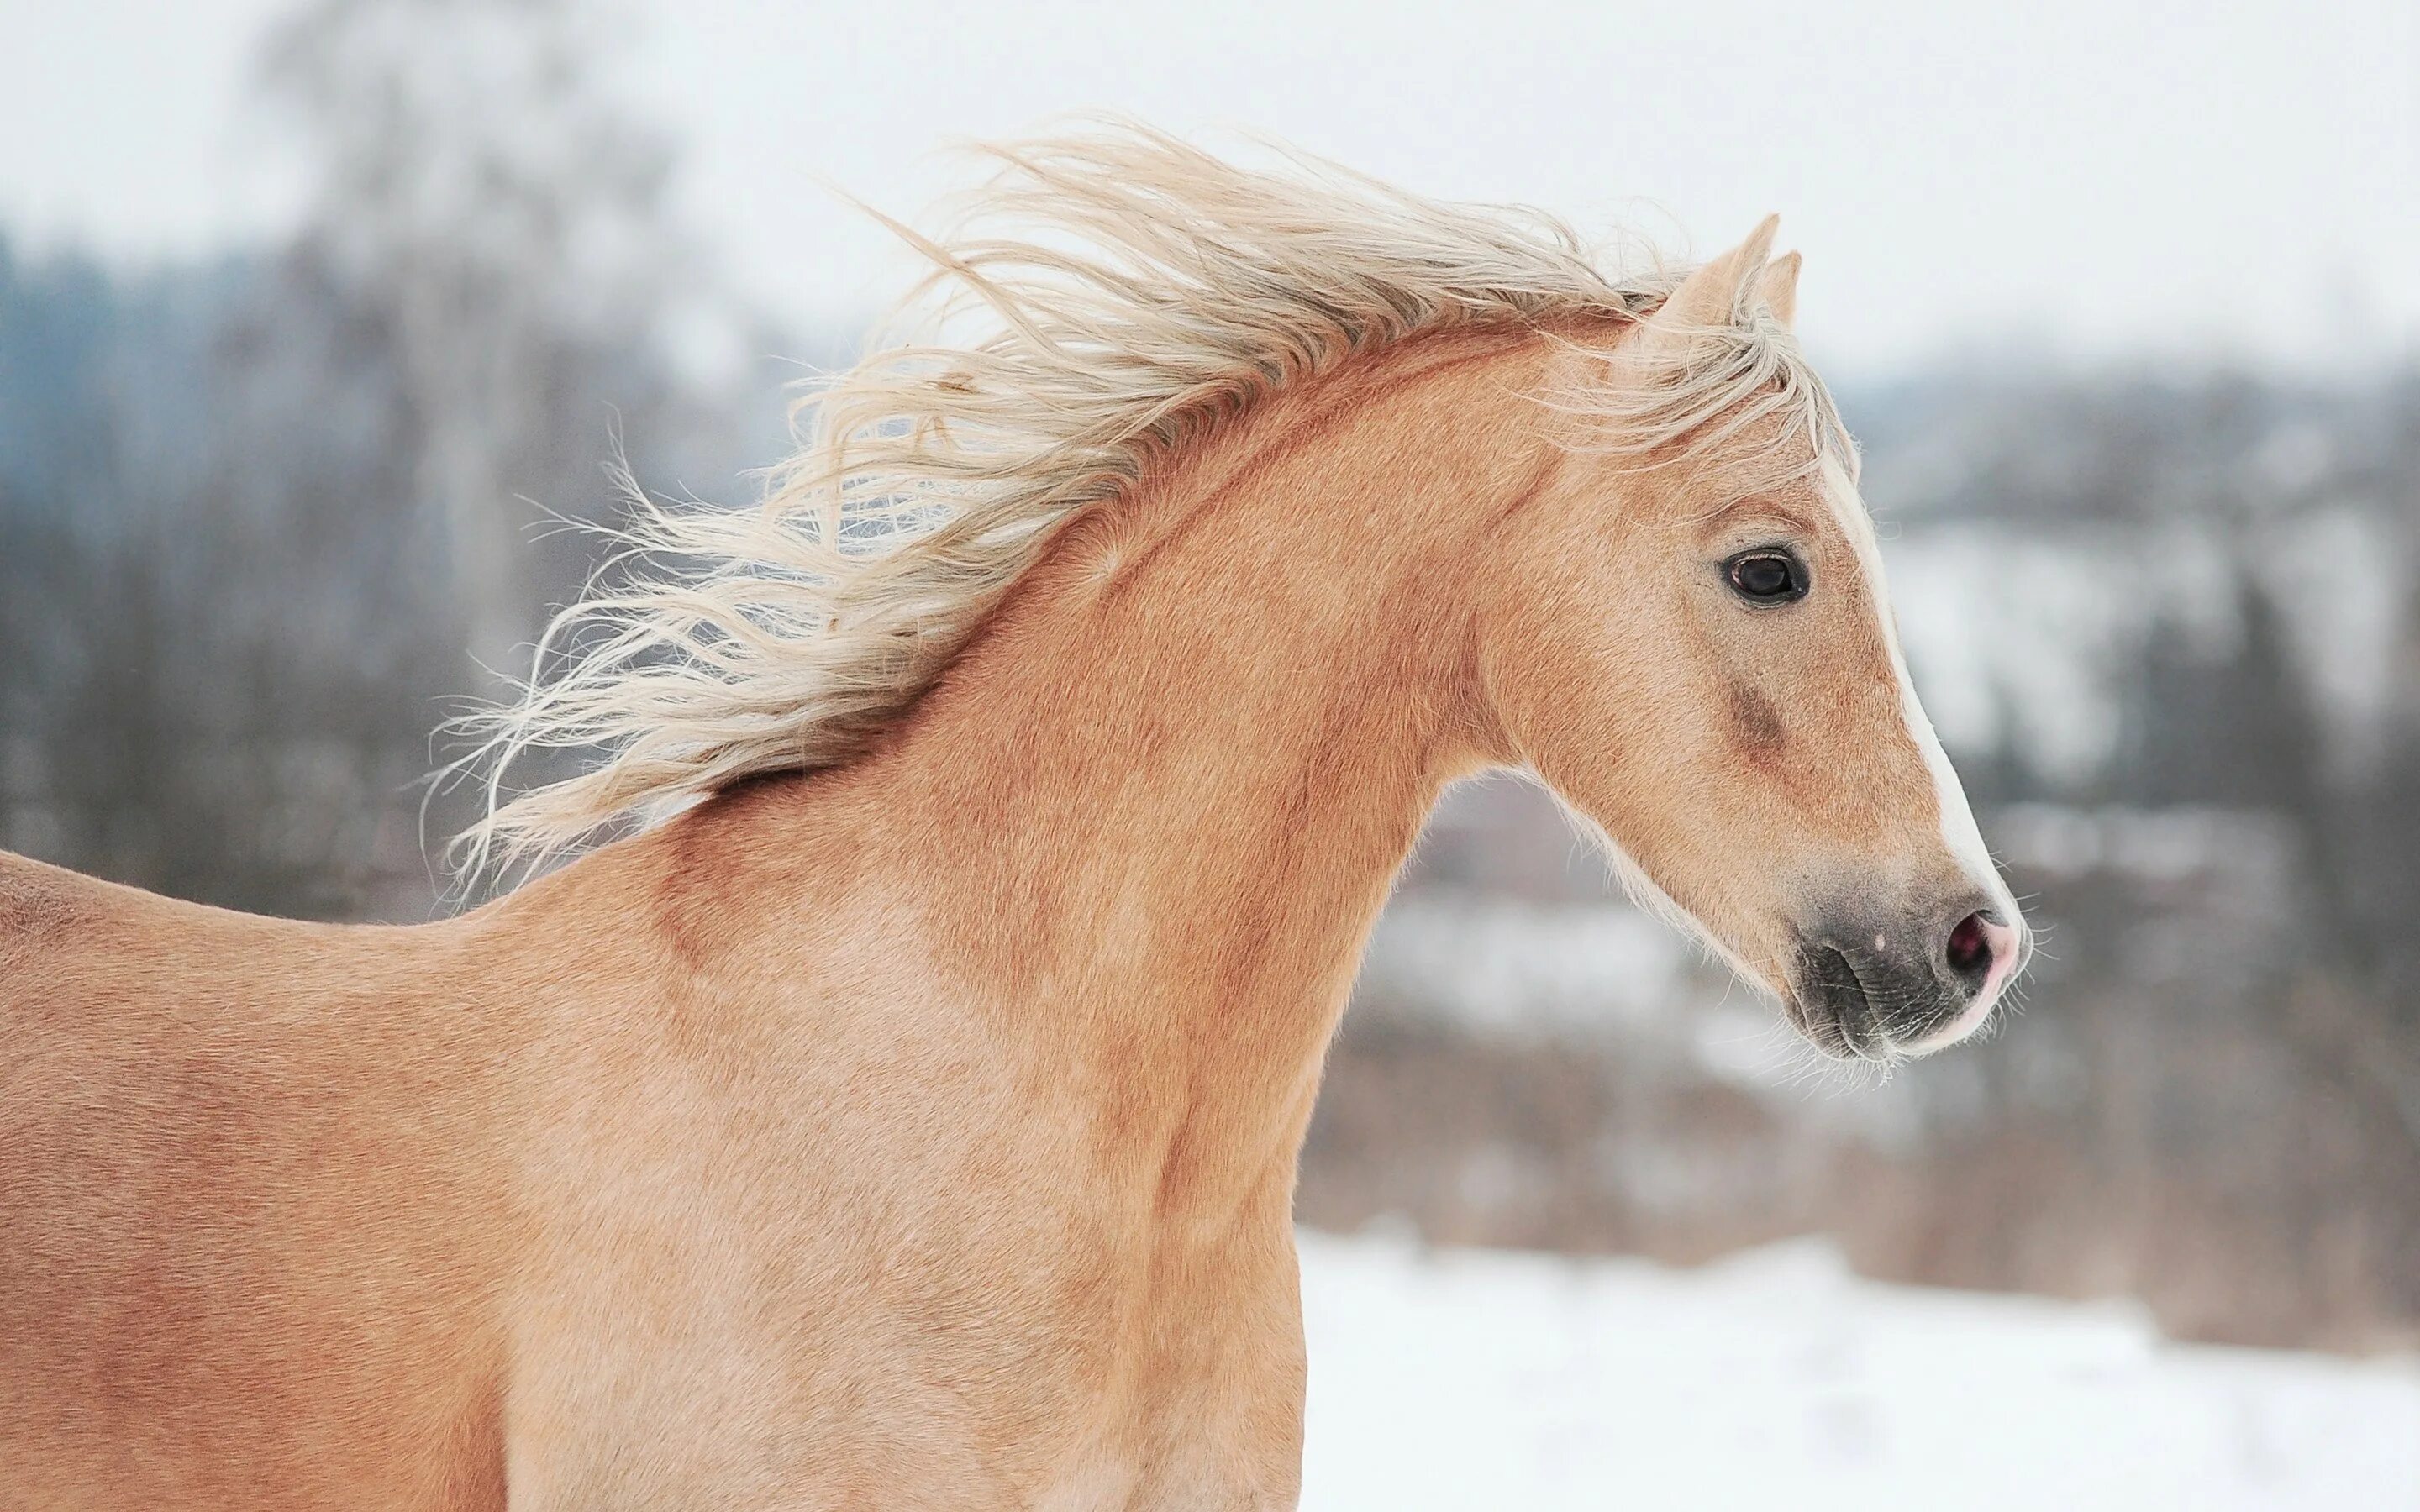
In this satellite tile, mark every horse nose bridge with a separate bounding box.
[1858,781,2017,930]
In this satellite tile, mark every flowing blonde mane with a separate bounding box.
[450,123,1848,880]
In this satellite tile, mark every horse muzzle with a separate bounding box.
[1784,895,2026,1061]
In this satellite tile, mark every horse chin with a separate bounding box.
[1891,989,2002,1057]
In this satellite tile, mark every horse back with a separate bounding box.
[0,849,513,1509]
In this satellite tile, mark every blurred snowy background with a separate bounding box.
[4,0,2417,1503]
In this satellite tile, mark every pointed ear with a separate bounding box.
[1756,249,1801,327]
[1649,214,1781,334]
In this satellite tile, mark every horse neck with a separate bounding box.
[623,329,1554,1215]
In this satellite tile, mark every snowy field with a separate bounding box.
[1297,1231,2420,1510]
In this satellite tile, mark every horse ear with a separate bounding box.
[1757,250,1801,328]
[1649,215,1781,335]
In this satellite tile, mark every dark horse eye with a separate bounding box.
[1724,550,1807,604]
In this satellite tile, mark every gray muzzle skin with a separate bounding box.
[1788,893,2015,1060]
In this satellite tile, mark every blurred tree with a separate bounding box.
[0,0,785,917]
[256,0,692,674]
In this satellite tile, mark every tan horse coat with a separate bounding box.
[2,143,2024,1509]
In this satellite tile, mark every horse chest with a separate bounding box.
[497,1049,1308,1508]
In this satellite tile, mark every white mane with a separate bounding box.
[449,123,1847,881]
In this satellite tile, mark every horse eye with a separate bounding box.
[1724,550,1807,604]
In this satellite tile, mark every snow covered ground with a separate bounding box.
[1297,1230,2420,1510]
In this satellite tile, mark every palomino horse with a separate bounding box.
[1,130,2027,1508]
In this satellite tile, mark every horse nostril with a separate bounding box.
[1944,911,1996,984]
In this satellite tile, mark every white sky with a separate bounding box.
[2,0,2414,379]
